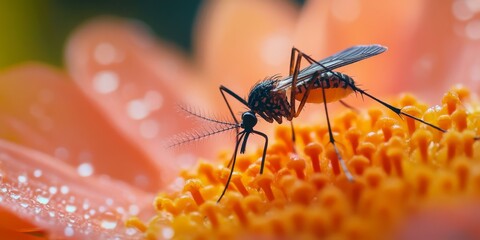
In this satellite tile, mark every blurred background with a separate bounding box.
[1,0,479,98]
[0,1,200,68]
[0,1,306,69]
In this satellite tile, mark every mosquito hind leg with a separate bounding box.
[320,83,354,181]
[339,100,360,113]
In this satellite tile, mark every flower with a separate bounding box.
[138,85,480,240]
[0,0,479,239]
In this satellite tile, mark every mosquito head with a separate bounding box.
[241,111,257,132]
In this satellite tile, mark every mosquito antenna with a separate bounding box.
[177,104,237,126]
[167,124,239,148]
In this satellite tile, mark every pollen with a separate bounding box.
[137,86,480,239]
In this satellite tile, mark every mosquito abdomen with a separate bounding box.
[294,72,355,104]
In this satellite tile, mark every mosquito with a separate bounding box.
[213,44,464,202]
[170,45,470,202]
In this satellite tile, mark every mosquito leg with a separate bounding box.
[253,130,269,174]
[355,88,448,134]
[219,85,249,167]
[320,83,354,181]
[218,131,246,203]
[339,100,359,113]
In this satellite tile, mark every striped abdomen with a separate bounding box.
[294,72,355,103]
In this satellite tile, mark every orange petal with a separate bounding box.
[0,139,153,238]
[0,64,163,192]
[194,0,298,100]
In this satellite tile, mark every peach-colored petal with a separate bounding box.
[66,18,229,187]
[0,139,152,239]
[393,202,480,240]
[296,0,478,101]
[0,64,162,192]
[296,0,425,96]
[194,0,298,101]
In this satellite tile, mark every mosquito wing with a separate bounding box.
[274,44,387,91]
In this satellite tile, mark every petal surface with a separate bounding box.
[0,139,153,239]
[0,64,162,191]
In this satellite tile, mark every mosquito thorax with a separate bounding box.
[241,111,257,131]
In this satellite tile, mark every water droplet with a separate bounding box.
[20,202,29,208]
[35,207,41,214]
[33,169,42,178]
[94,42,117,65]
[89,209,96,216]
[93,71,119,94]
[129,204,139,215]
[36,195,50,205]
[60,185,69,194]
[10,193,20,200]
[100,214,118,230]
[1,187,7,193]
[126,99,149,120]
[126,228,138,236]
[99,206,106,213]
[18,174,28,183]
[84,214,90,220]
[106,198,113,206]
[83,201,90,210]
[49,211,56,217]
[77,163,94,177]
[65,205,77,213]
[49,186,58,194]
[64,226,74,237]
[100,220,117,230]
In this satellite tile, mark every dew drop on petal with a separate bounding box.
[77,163,94,177]
[36,195,50,205]
[106,198,113,206]
[127,99,149,120]
[64,226,74,237]
[139,119,159,139]
[49,186,58,194]
[126,228,138,236]
[10,192,20,200]
[33,169,42,178]
[129,204,139,215]
[100,212,118,230]
[92,71,119,94]
[94,42,117,65]
[18,174,28,183]
[60,185,70,194]
[65,204,77,213]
